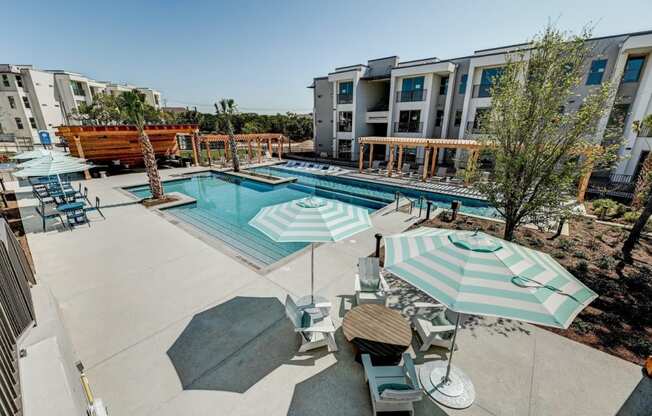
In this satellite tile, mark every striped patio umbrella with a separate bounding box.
[13,156,89,178]
[383,227,597,408]
[10,148,64,160]
[17,153,85,168]
[250,196,372,302]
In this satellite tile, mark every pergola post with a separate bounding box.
[387,145,395,177]
[422,148,430,181]
[205,139,212,166]
[74,136,92,179]
[268,138,272,157]
[278,136,283,160]
[368,143,374,170]
[397,145,404,172]
[430,146,438,177]
[248,140,253,162]
[225,139,231,162]
[191,133,200,166]
[257,139,262,163]
[358,142,365,172]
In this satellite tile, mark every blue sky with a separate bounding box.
[3,0,652,114]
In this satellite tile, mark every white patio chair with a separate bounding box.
[354,257,390,305]
[284,295,338,353]
[362,353,423,415]
[397,163,411,177]
[369,160,382,173]
[412,302,457,351]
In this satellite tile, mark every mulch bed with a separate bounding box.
[390,212,652,366]
[140,196,179,208]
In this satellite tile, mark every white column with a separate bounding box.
[458,63,477,139]
[441,65,458,138]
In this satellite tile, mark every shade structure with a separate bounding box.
[250,196,372,302]
[249,196,372,243]
[13,156,90,178]
[17,153,84,168]
[383,227,597,408]
[10,149,63,160]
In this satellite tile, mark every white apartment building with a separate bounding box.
[0,64,163,149]
[311,29,652,179]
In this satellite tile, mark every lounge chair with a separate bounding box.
[412,165,424,180]
[285,161,297,168]
[397,163,411,177]
[325,165,342,175]
[362,353,423,415]
[412,302,457,351]
[284,295,338,353]
[369,160,382,173]
[354,257,390,305]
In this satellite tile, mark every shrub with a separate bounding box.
[575,260,589,274]
[552,250,566,259]
[556,238,574,251]
[596,256,617,271]
[573,250,588,260]
[592,199,618,220]
[571,319,594,335]
[625,334,652,357]
[622,211,640,223]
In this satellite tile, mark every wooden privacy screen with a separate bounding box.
[56,125,199,166]
[0,220,36,415]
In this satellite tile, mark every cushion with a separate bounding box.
[300,311,312,328]
[359,275,380,292]
[378,383,412,395]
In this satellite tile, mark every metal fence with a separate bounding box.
[0,219,36,415]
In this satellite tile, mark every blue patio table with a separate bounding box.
[56,202,84,213]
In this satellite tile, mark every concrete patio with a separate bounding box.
[15,167,649,416]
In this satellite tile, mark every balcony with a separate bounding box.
[394,121,423,133]
[396,89,427,103]
[472,84,492,98]
[337,122,352,133]
[337,94,353,104]
[366,111,389,124]
[638,126,651,138]
[0,133,16,143]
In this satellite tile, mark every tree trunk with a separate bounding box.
[288,138,292,153]
[632,152,652,209]
[229,135,239,172]
[139,130,164,199]
[622,183,652,260]
[503,218,517,241]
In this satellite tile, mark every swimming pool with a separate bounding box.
[125,167,497,268]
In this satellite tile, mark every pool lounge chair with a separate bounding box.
[354,257,390,305]
[397,163,411,177]
[369,160,382,173]
[285,161,298,168]
[412,302,457,351]
[362,353,423,415]
[284,295,338,353]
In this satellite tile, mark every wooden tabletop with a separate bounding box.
[342,304,412,347]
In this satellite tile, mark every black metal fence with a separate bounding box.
[0,219,36,415]
[587,172,636,200]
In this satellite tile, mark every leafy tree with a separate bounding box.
[242,121,262,134]
[475,26,613,241]
[215,99,240,172]
[70,93,122,124]
[631,114,652,208]
[119,91,165,199]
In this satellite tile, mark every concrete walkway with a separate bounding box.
[17,168,648,416]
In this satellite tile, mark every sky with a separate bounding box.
[3,0,652,114]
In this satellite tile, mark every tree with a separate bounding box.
[242,121,262,134]
[215,99,240,172]
[70,93,122,125]
[622,114,652,259]
[475,26,612,241]
[119,91,165,199]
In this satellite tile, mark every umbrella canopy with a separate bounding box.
[10,149,65,160]
[249,196,372,243]
[17,153,85,168]
[13,156,90,178]
[384,228,596,329]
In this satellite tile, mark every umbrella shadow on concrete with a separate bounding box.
[616,375,652,416]
[167,295,321,393]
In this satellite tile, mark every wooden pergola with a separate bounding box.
[358,137,482,182]
[193,133,285,166]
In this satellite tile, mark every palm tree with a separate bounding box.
[215,99,240,172]
[120,91,165,199]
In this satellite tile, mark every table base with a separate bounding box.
[419,361,475,409]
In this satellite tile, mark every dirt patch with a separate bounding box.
[140,196,179,208]
[381,212,652,365]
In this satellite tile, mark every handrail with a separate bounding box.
[394,191,418,214]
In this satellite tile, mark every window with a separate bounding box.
[7,96,15,109]
[476,67,504,97]
[14,118,24,129]
[459,74,468,94]
[439,76,449,95]
[586,59,607,85]
[29,117,37,129]
[398,76,426,102]
[155,95,160,105]
[396,110,421,133]
[337,81,353,104]
[1,75,9,87]
[401,76,424,91]
[337,111,352,132]
[435,110,444,127]
[454,110,463,127]
[623,56,645,83]
[71,80,86,96]
[15,76,23,88]
[22,96,30,108]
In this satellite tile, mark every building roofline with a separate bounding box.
[367,55,398,62]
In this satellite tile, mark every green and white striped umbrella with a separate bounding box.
[384,227,596,329]
[384,227,597,408]
[11,149,64,160]
[17,153,85,168]
[249,196,372,243]
[250,196,372,302]
[13,156,90,178]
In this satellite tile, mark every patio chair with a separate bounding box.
[412,165,424,180]
[362,353,423,415]
[284,295,338,353]
[355,257,390,305]
[397,163,411,177]
[412,302,457,351]
[286,161,298,168]
[369,160,382,173]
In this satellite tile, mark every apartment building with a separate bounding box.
[0,64,163,149]
[311,29,652,178]
[0,65,64,149]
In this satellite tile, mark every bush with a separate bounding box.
[625,334,652,357]
[571,319,594,335]
[596,256,617,271]
[575,260,589,274]
[592,199,619,220]
[556,238,574,251]
[622,211,640,223]
[573,250,588,260]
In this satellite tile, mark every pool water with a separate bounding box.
[126,167,497,268]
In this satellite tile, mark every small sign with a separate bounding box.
[38,131,52,146]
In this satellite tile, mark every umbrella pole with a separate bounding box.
[444,312,462,383]
[310,243,314,304]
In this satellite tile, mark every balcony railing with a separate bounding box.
[337,122,352,132]
[337,94,353,104]
[394,121,423,133]
[466,121,486,134]
[396,89,427,103]
[638,126,651,138]
[472,84,492,98]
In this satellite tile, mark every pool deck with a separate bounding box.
[15,166,650,416]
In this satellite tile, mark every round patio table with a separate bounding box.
[343,304,412,365]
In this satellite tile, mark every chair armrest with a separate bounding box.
[413,302,444,309]
[296,322,336,333]
[428,323,457,332]
[354,274,361,292]
[379,274,391,292]
[402,354,420,389]
[361,354,381,401]
[314,301,332,310]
